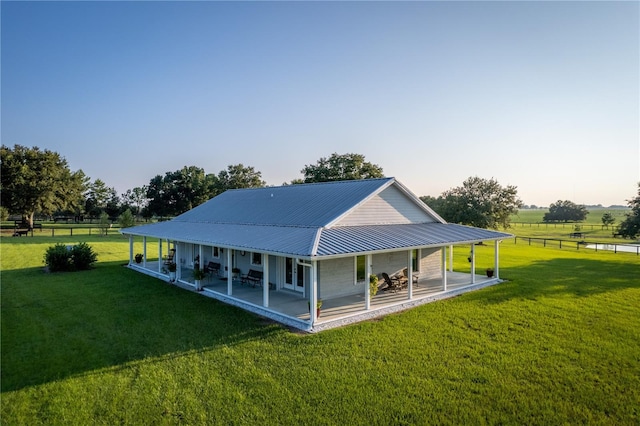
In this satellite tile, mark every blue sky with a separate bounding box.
[2,1,638,207]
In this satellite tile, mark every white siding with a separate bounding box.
[318,257,365,299]
[335,185,435,226]
[419,248,442,280]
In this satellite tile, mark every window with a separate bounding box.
[411,249,420,273]
[212,247,220,258]
[251,252,262,266]
[355,255,366,283]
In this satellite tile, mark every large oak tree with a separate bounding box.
[421,176,523,229]
[300,153,384,183]
[618,183,640,239]
[1,145,86,227]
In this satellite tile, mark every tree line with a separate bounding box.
[2,145,639,239]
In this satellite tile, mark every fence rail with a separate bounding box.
[511,222,620,232]
[6,227,119,237]
[514,236,639,255]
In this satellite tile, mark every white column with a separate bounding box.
[407,250,413,300]
[128,235,133,265]
[158,239,163,274]
[227,249,233,295]
[198,245,203,269]
[263,254,269,307]
[494,240,500,279]
[442,246,447,291]
[470,244,476,284]
[310,260,318,325]
[365,254,372,310]
[176,244,181,281]
[449,245,453,272]
[142,236,147,268]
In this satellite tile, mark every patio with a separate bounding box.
[130,261,500,332]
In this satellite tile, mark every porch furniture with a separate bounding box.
[163,249,175,265]
[205,261,221,279]
[381,273,403,293]
[241,269,263,287]
[401,268,419,287]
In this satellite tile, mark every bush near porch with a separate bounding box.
[1,234,639,424]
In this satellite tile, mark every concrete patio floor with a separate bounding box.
[130,260,501,332]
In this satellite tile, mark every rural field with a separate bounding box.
[1,225,639,424]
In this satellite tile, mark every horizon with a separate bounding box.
[2,1,638,207]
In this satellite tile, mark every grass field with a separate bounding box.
[2,233,639,425]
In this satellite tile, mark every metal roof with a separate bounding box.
[174,177,395,227]
[121,178,513,259]
[315,223,512,257]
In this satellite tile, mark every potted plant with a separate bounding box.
[486,267,494,278]
[193,267,206,291]
[134,253,143,264]
[369,274,379,299]
[308,299,323,318]
[167,262,177,282]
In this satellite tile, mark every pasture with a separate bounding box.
[1,233,639,424]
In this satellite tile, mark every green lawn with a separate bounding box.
[2,235,639,424]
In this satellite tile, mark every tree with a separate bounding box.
[601,212,616,229]
[146,166,218,217]
[98,211,111,236]
[618,183,640,239]
[85,178,119,219]
[121,186,148,219]
[1,145,86,227]
[423,176,523,229]
[118,208,135,229]
[543,200,588,222]
[300,153,384,183]
[215,164,265,193]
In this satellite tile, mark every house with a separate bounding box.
[120,177,512,332]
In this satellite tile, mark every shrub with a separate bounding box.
[71,242,98,270]
[44,243,73,272]
[44,242,98,272]
[118,209,135,229]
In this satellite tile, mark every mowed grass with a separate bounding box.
[1,235,639,424]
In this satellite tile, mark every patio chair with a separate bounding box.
[163,249,175,265]
[402,268,419,287]
[205,262,221,282]
[381,272,402,293]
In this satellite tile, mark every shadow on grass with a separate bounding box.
[467,256,640,304]
[1,261,284,392]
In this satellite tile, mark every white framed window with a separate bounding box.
[354,255,366,284]
[251,252,262,266]
[212,247,220,259]
[411,249,420,273]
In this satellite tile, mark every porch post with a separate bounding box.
[470,244,476,284]
[442,246,447,291]
[407,250,413,300]
[128,235,133,265]
[263,254,269,307]
[449,245,453,272]
[227,249,233,296]
[310,260,318,325]
[142,236,147,268]
[494,240,500,279]
[365,254,371,310]
[198,244,203,269]
[158,239,163,274]
[175,244,181,281]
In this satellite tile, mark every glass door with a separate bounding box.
[284,258,305,293]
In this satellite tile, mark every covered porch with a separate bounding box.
[129,258,500,332]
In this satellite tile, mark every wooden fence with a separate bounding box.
[514,236,639,255]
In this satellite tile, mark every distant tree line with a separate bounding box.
[3,144,638,237]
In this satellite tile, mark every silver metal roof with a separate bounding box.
[174,177,395,227]
[121,178,512,259]
[315,223,512,257]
